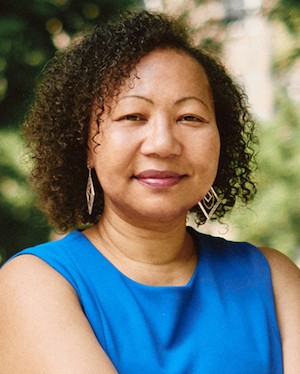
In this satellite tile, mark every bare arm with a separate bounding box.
[0,255,118,374]
[260,247,300,373]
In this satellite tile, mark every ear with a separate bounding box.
[86,149,94,169]
[86,104,104,168]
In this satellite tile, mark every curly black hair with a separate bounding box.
[23,10,257,231]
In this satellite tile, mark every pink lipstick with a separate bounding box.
[134,170,184,188]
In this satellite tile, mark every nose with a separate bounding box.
[140,117,182,158]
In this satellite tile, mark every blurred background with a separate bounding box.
[0,0,299,264]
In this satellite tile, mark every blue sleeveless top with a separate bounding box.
[10,228,283,373]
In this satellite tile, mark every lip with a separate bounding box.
[134,169,185,188]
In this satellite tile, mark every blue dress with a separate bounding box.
[10,228,283,373]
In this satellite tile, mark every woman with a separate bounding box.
[0,10,299,374]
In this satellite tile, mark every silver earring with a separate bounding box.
[198,187,220,220]
[86,165,95,215]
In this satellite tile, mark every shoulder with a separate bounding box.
[1,230,89,292]
[0,231,83,348]
[258,246,300,313]
[259,247,300,304]
[2,231,83,269]
[10,230,83,257]
[0,254,78,318]
[259,247,300,371]
[196,230,270,272]
[0,253,117,373]
[0,255,75,371]
[259,246,300,284]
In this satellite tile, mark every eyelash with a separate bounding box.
[121,114,145,122]
[178,115,207,124]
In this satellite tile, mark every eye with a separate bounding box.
[178,115,207,124]
[120,114,146,123]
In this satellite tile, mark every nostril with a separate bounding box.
[140,123,182,157]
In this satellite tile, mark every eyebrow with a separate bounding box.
[175,96,210,110]
[119,95,210,109]
[119,95,153,104]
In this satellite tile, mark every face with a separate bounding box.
[88,48,220,225]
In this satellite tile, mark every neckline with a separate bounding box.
[72,227,201,290]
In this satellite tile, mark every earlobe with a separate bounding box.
[86,157,94,169]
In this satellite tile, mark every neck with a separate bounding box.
[84,208,197,286]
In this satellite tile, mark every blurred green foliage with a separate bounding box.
[269,0,300,35]
[230,0,300,259]
[0,129,50,263]
[269,0,300,71]
[0,0,142,128]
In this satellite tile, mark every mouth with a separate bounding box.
[134,170,186,188]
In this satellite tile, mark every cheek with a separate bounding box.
[193,129,220,165]
[90,134,134,181]
[210,135,221,165]
[207,126,221,158]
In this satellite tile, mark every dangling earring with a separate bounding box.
[86,165,95,215]
[198,187,220,221]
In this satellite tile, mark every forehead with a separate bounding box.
[114,48,213,103]
[125,48,210,92]
[137,48,206,74]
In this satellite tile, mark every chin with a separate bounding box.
[130,205,189,226]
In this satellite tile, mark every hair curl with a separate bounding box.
[23,10,257,231]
